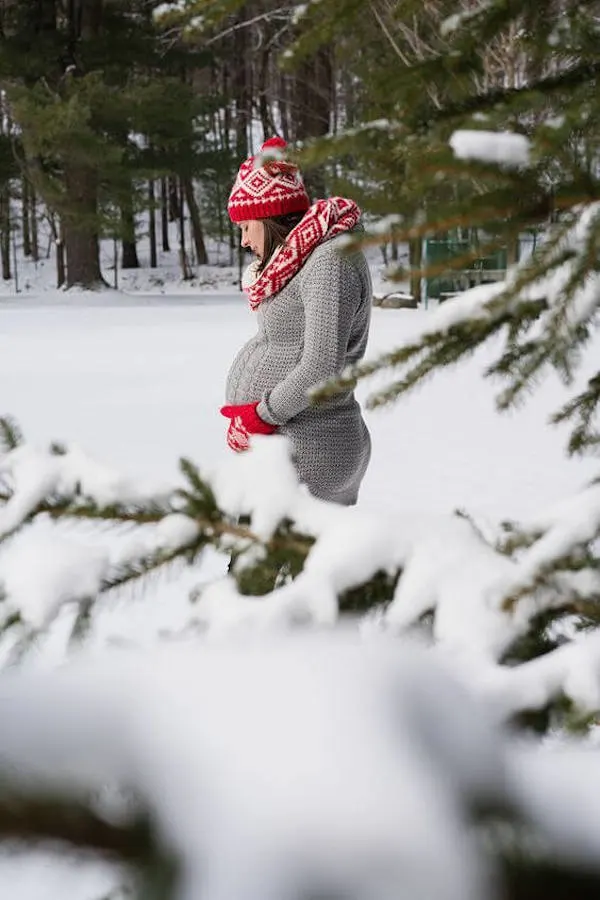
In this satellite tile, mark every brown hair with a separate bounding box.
[258,211,306,273]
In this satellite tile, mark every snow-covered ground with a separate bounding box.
[2,287,596,520]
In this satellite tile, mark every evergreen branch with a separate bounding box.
[210,516,314,560]
[501,607,573,666]
[1,612,22,634]
[369,1,411,67]
[503,546,600,612]
[204,7,292,46]
[319,294,535,410]
[5,626,42,669]
[0,787,155,863]
[178,457,220,519]
[90,517,313,601]
[44,498,173,526]
[98,541,204,596]
[67,598,95,648]
[0,426,315,607]
[416,59,600,128]
[0,496,172,551]
[497,524,544,556]
[552,372,600,456]
[0,417,23,452]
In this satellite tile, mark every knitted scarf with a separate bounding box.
[243,197,361,310]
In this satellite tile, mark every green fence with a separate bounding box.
[421,230,539,305]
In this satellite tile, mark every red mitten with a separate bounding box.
[220,403,277,453]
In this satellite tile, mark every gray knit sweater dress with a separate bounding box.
[226,235,372,505]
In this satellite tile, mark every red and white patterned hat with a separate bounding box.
[227,136,311,223]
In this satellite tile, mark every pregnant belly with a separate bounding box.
[226,340,301,404]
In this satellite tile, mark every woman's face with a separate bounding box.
[240,220,265,260]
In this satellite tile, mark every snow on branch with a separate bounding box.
[497,481,600,611]
[0,639,499,900]
[0,439,172,542]
[1,635,600,900]
[2,417,600,727]
[450,129,531,167]
[475,629,600,720]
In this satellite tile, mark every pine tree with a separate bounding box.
[0,0,210,288]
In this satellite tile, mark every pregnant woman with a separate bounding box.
[221,137,372,506]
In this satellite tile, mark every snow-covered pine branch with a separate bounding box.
[2,634,600,900]
[2,415,600,733]
[314,203,600,452]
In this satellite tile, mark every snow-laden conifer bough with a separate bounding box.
[2,412,600,899]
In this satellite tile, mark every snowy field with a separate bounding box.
[2,288,597,521]
[1,286,599,899]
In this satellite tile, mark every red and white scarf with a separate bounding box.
[243,197,361,310]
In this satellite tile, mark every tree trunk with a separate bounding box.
[168,175,180,221]
[182,177,208,265]
[30,183,38,262]
[391,229,399,262]
[160,177,170,251]
[21,176,31,257]
[409,237,422,303]
[223,94,235,264]
[291,46,333,197]
[233,10,250,158]
[258,42,274,141]
[79,0,102,41]
[0,190,11,280]
[148,178,157,268]
[120,183,139,269]
[278,70,291,143]
[507,236,519,266]
[56,217,66,288]
[178,180,192,280]
[61,0,104,289]
[63,164,104,288]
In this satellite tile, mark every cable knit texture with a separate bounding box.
[225,234,372,505]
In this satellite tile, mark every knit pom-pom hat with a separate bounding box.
[227,136,311,223]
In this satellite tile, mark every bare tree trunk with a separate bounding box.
[21,176,31,257]
[168,175,180,221]
[290,46,333,197]
[258,42,274,140]
[178,179,192,280]
[223,92,235,264]
[121,182,139,269]
[30,184,38,262]
[278,70,291,143]
[0,189,11,280]
[213,106,227,248]
[391,227,399,262]
[182,177,208,265]
[56,217,66,288]
[148,178,157,268]
[160,177,170,252]
[233,10,250,158]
